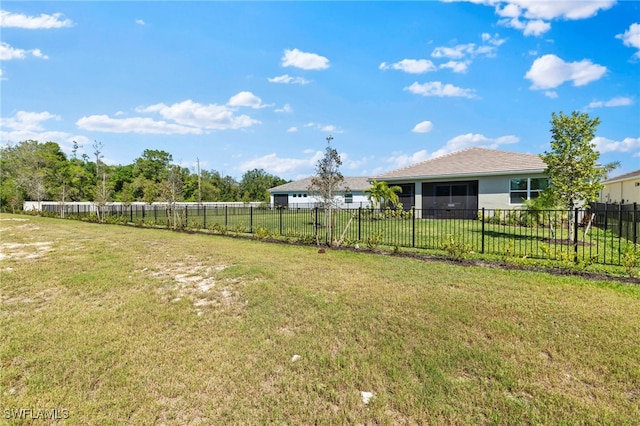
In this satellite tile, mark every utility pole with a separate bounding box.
[197,157,202,204]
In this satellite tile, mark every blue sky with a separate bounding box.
[1,1,639,180]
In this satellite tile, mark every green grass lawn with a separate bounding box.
[119,206,635,272]
[1,214,639,424]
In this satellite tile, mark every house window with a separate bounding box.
[510,178,549,204]
[344,192,353,203]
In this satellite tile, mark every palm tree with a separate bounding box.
[365,180,402,211]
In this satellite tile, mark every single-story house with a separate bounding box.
[600,169,640,205]
[373,147,549,218]
[268,176,372,208]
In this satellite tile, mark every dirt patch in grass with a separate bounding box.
[143,261,247,315]
[0,241,53,261]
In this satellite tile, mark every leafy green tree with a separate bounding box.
[198,170,222,201]
[240,168,288,203]
[540,111,610,211]
[540,111,616,242]
[133,149,173,182]
[1,140,65,203]
[365,179,402,211]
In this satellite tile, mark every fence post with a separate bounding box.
[574,208,579,263]
[358,207,362,242]
[618,203,623,242]
[279,207,283,236]
[481,208,485,254]
[185,205,188,227]
[225,205,228,229]
[412,207,416,248]
[203,205,207,229]
[315,207,319,242]
[250,206,253,234]
[130,204,133,223]
[634,203,638,244]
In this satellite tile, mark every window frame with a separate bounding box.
[509,177,549,204]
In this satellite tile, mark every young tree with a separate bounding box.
[308,136,348,246]
[540,111,612,241]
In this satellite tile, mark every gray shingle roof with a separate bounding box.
[604,169,640,184]
[269,176,371,193]
[374,148,547,180]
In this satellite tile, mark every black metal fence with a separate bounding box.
[41,201,639,268]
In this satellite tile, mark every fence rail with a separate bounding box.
[38,202,639,267]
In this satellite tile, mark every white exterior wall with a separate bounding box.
[270,192,371,209]
[600,178,640,204]
[389,173,549,213]
[478,176,510,210]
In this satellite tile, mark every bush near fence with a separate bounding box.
[25,202,639,269]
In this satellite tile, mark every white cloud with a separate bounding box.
[287,126,298,133]
[432,43,476,59]
[616,23,640,59]
[275,104,293,113]
[0,110,88,150]
[379,59,437,74]
[31,49,48,59]
[415,133,519,160]
[268,74,311,85]
[467,0,615,36]
[76,115,203,135]
[429,33,505,73]
[588,97,634,109]
[404,81,477,98]
[0,42,48,60]
[525,54,607,90]
[0,10,73,29]
[509,0,615,20]
[282,48,329,70]
[481,32,506,46]
[227,91,271,109]
[0,110,60,131]
[439,60,470,73]
[593,136,640,155]
[139,99,260,130]
[239,151,324,175]
[544,91,559,99]
[135,19,145,25]
[507,18,551,37]
[303,122,342,133]
[386,150,431,169]
[412,121,434,133]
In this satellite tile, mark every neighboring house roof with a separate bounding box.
[603,169,640,184]
[269,176,371,193]
[373,148,547,181]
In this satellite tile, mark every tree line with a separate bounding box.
[0,140,289,212]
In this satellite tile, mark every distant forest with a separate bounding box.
[0,140,289,212]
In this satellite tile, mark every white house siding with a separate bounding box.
[600,177,640,205]
[270,193,371,209]
[478,176,510,210]
[388,173,549,216]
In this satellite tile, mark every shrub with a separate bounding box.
[254,226,272,240]
[365,231,383,250]
[441,234,472,260]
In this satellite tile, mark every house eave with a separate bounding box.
[374,168,547,182]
